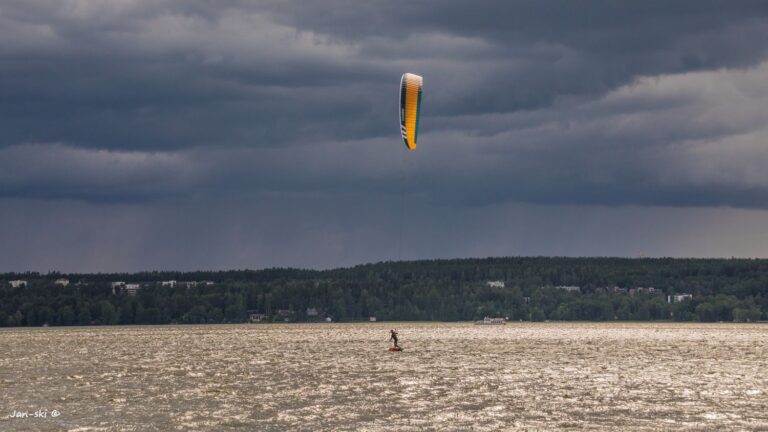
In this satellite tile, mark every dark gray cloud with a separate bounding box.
[4,198,768,273]
[2,1,767,151]
[2,1,768,269]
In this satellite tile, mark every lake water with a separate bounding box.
[1,322,767,431]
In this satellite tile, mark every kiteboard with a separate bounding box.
[389,347,404,352]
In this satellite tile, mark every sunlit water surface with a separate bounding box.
[1,322,767,431]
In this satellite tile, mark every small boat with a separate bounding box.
[474,317,506,325]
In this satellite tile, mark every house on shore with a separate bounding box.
[275,309,295,322]
[125,284,141,296]
[248,310,267,322]
[668,293,693,303]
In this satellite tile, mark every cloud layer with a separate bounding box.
[2,1,768,270]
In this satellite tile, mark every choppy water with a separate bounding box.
[1,322,767,431]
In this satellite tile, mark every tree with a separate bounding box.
[37,306,55,326]
[184,306,207,324]
[99,301,118,325]
[139,307,161,324]
[57,306,75,325]
[6,311,22,326]
[77,306,92,325]
[118,303,134,325]
[530,307,546,322]
[207,307,224,323]
[695,302,718,322]
[224,293,246,322]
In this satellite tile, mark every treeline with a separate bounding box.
[2,257,768,326]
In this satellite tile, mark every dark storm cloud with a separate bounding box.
[5,198,768,272]
[1,0,768,209]
[264,0,768,114]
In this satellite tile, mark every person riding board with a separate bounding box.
[389,329,399,349]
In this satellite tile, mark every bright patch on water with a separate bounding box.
[0,323,767,431]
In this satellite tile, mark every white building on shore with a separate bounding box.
[668,293,693,303]
[125,284,141,296]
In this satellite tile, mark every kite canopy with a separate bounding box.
[399,73,423,150]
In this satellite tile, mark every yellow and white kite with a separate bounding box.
[399,73,423,150]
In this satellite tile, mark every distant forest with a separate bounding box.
[2,257,767,326]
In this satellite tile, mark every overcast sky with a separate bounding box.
[2,1,768,272]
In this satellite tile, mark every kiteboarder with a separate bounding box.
[389,329,399,349]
